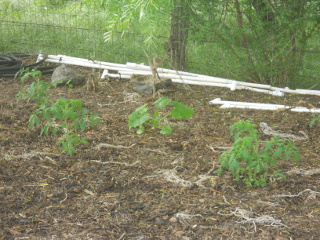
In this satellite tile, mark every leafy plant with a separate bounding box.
[15,68,52,106]
[217,120,300,187]
[15,68,101,155]
[29,98,102,155]
[310,114,320,128]
[128,96,194,135]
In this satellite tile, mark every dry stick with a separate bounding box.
[273,189,320,198]
[144,50,159,97]
[143,51,167,97]
[259,122,309,141]
[286,168,320,176]
[218,208,287,232]
[90,160,140,167]
[5,150,59,160]
[94,143,136,150]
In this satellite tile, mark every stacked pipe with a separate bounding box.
[37,54,320,97]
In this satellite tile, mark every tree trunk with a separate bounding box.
[166,0,190,70]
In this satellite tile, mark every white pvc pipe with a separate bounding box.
[38,54,320,97]
[210,98,320,113]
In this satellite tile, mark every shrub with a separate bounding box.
[217,120,300,187]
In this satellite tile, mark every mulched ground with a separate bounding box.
[0,59,320,239]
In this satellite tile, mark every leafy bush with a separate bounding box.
[16,68,101,155]
[217,120,300,187]
[128,96,194,135]
[30,98,101,155]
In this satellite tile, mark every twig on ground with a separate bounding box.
[94,143,136,150]
[5,150,58,160]
[155,164,218,188]
[273,189,320,200]
[144,148,168,155]
[207,144,233,152]
[259,122,309,141]
[286,168,320,176]
[60,193,68,204]
[156,168,194,188]
[257,201,279,207]
[223,195,231,205]
[90,160,140,167]
[219,208,287,232]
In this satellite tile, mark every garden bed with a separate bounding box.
[0,62,319,239]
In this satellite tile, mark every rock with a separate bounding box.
[51,64,85,87]
[133,81,153,94]
[130,74,172,94]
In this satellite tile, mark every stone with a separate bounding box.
[130,74,172,94]
[51,64,85,87]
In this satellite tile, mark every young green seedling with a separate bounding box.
[15,68,102,155]
[217,120,300,187]
[128,96,194,135]
[30,98,102,155]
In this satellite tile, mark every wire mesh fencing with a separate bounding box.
[1,0,319,89]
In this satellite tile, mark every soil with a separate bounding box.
[0,59,320,239]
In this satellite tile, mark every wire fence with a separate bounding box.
[0,1,154,63]
[1,1,319,89]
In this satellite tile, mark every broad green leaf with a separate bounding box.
[137,126,145,134]
[128,104,150,128]
[160,126,172,135]
[170,101,194,119]
[129,112,150,129]
[154,97,172,109]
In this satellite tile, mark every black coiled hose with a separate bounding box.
[0,53,55,77]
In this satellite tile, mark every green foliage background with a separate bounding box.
[1,0,319,89]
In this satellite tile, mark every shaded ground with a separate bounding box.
[0,60,320,239]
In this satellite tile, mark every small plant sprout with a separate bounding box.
[29,98,102,155]
[15,67,43,84]
[310,114,320,128]
[217,120,300,187]
[15,68,102,155]
[128,96,194,135]
[15,68,51,105]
